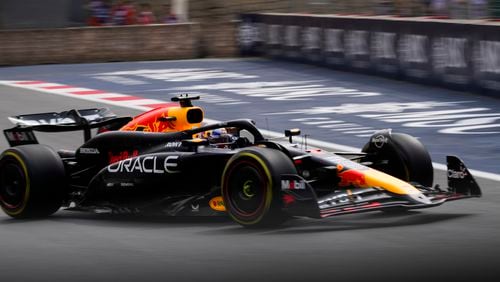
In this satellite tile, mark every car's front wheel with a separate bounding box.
[221,147,296,228]
[362,132,433,187]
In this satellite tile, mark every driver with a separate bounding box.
[206,128,235,145]
[198,127,249,148]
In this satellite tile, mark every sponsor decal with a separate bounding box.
[345,30,369,57]
[372,32,397,60]
[109,150,139,164]
[448,167,468,179]
[285,25,300,47]
[274,101,500,135]
[474,40,500,75]
[4,130,36,143]
[433,37,467,72]
[191,204,200,212]
[473,40,500,91]
[172,80,379,102]
[346,30,370,68]
[79,147,100,154]
[302,27,321,50]
[281,179,306,190]
[10,117,74,126]
[268,24,282,45]
[275,101,459,115]
[238,22,259,49]
[165,141,182,148]
[93,68,257,82]
[325,28,344,53]
[107,155,179,174]
[209,196,225,212]
[104,182,134,189]
[338,169,367,187]
[371,135,389,149]
[9,113,105,126]
[399,34,429,64]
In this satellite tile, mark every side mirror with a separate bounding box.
[284,128,301,143]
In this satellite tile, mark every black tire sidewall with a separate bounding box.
[0,145,66,218]
[223,154,273,225]
[363,133,433,187]
[222,147,296,227]
[0,153,29,216]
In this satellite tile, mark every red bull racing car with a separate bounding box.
[0,96,481,227]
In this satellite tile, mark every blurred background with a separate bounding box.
[1,0,500,30]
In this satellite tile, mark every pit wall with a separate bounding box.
[0,22,238,65]
[239,13,500,96]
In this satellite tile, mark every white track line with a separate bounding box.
[1,80,499,182]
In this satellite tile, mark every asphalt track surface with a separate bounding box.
[0,60,499,281]
[2,58,500,174]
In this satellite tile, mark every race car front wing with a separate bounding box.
[281,156,482,219]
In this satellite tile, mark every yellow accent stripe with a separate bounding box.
[1,151,30,216]
[364,169,420,195]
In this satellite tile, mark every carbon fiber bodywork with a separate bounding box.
[1,100,481,223]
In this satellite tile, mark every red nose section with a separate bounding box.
[338,169,367,187]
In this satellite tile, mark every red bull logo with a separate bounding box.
[108,149,139,164]
[120,105,182,133]
[338,169,367,187]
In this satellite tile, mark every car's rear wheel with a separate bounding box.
[221,147,296,228]
[0,145,67,218]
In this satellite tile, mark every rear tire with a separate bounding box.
[221,147,296,228]
[0,145,66,218]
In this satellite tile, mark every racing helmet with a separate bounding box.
[208,128,233,144]
[198,128,234,147]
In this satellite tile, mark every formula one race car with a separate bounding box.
[0,95,481,227]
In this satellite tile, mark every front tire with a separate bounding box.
[362,132,433,214]
[221,147,297,228]
[0,145,66,218]
[363,133,433,187]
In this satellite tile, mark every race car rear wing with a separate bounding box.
[3,108,132,147]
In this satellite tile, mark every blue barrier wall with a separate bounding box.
[238,13,500,96]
